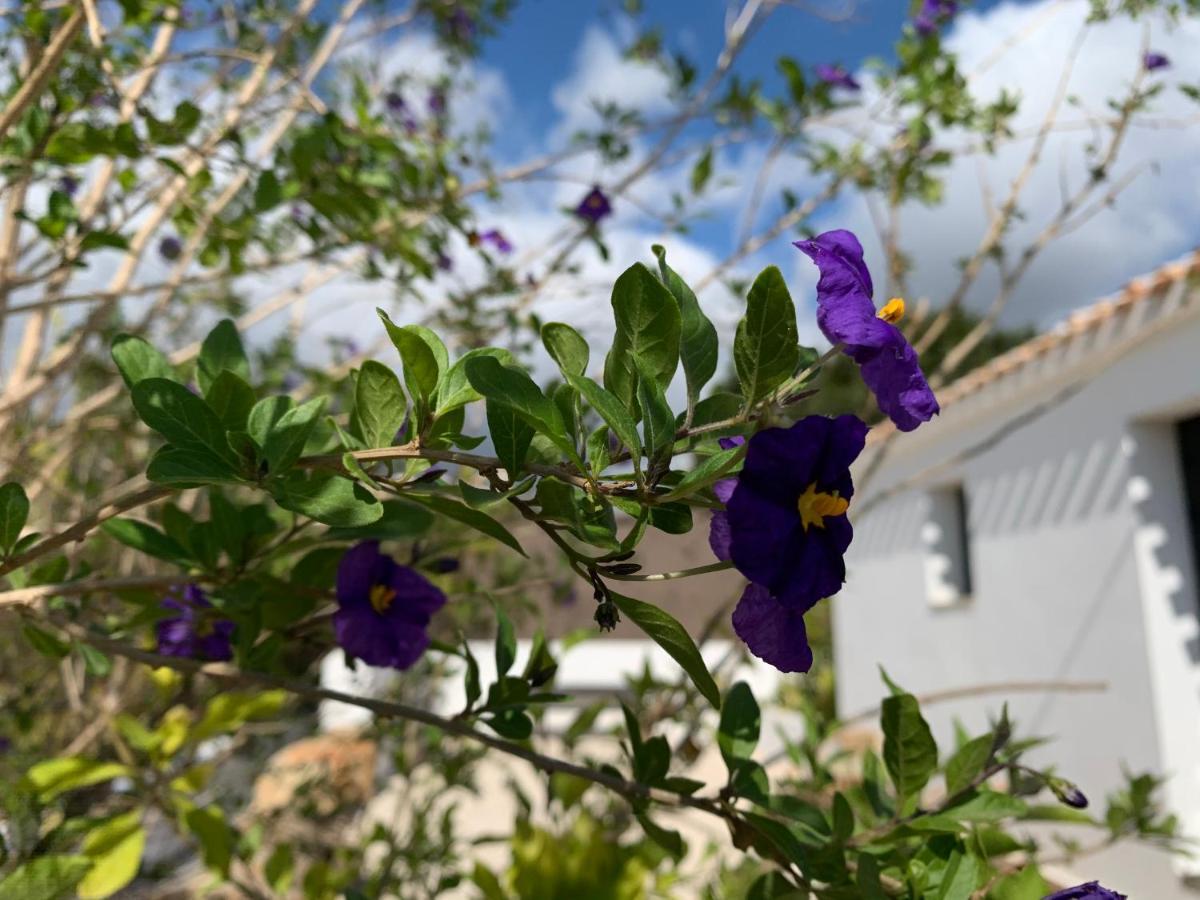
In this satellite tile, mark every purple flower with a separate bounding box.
[156,584,234,661]
[0,736,11,755]
[475,229,514,254]
[428,88,447,115]
[58,175,80,197]
[914,0,957,35]
[448,7,475,42]
[435,251,453,272]
[334,541,446,669]
[794,229,938,432]
[815,64,861,91]
[732,584,814,673]
[1143,52,1170,71]
[385,91,407,112]
[1044,883,1127,900]
[574,186,613,225]
[720,415,866,610]
[159,235,182,261]
[717,436,746,450]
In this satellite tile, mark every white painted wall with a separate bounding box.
[835,308,1200,896]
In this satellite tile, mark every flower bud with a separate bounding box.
[1049,776,1089,810]
[594,600,619,631]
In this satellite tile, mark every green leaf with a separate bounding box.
[247,395,294,449]
[355,361,407,448]
[719,681,760,768]
[111,334,173,388]
[264,845,294,894]
[191,691,287,743]
[325,499,434,541]
[196,319,250,395]
[494,603,516,678]
[402,492,525,557]
[566,374,642,477]
[934,851,979,900]
[262,397,326,474]
[0,481,30,555]
[653,245,717,420]
[657,446,742,504]
[944,733,994,797]
[0,856,93,900]
[25,757,131,802]
[203,371,256,431]
[464,356,577,461]
[942,789,1027,822]
[636,813,686,860]
[610,591,719,709]
[131,378,234,463]
[77,643,112,677]
[271,473,382,527]
[603,263,681,410]
[77,810,145,899]
[378,310,444,415]
[146,446,240,485]
[487,399,534,478]
[855,853,887,900]
[541,322,590,378]
[22,624,70,659]
[633,355,675,476]
[690,145,714,193]
[182,805,234,877]
[436,347,515,415]
[881,693,937,809]
[989,864,1049,900]
[254,170,281,211]
[101,518,189,564]
[831,792,854,842]
[734,266,799,404]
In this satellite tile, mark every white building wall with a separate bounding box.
[835,310,1200,896]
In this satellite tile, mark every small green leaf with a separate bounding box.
[942,789,1027,822]
[566,374,642,478]
[0,481,30,555]
[262,397,326,474]
[657,445,742,504]
[203,371,256,431]
[247,395,294,449]
[378,311,445,416]
[633,355,675,476]
[944,733,994,797]
[719,681,760,768]
[325,500,434,541]
[734,266,800,404]
[101,518,189,564]
[111,334,173,388]
[934,850,980,900]
[355,361,407,448]
[653,245,718,423]
[402,492,525,557]
[146,446,241,485]
[182,805,234,877]
[494,603,516,678]
[131,378,235,463]
[271,473,382,527]
[436,347,515,415]
[77,810,145,899]
[989,863,1049,900]
[196,319,251,395]
[487,399,534,478]
[690,145,714,193]
[603,263,681,410]
[881,693,938,809]
[465,357,577,462]
[26,757,131,802]
[610,591,719,709]
[636,813,686,860]
[22,624,70,659]
[541,322,590,378]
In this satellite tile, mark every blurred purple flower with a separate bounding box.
[334,541,446,669]
[914,0,957,36]
[428,88,447,115]
[476,229,514,254]
[436,251,453,272]
[1143,52,1170,71]
[574,186,613,225]
[159,235,182,261]
[1043,883,1126,900]
[385,91,407,112]
[815,64,860,91]
[156,584,234,661]
[58,175,80,197]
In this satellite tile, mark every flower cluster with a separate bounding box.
[914,0,957,36]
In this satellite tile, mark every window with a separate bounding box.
[922,484,973,607]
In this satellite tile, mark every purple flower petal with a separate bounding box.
[708,510,732,561]
[574,186,613,225]
[336,540,385,606]
[717,435,746,450]
[1043,883,1126,900]
[1144,52,1170,71]
[814,64,861,91]
[732,584,814,673]
[155,584,233,661]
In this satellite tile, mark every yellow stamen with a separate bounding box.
[797,482,850,531]
[878,297,905,324]
[369,584,397,614]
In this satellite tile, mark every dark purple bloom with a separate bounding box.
[732,584,814,673]
[1043,883,1126,900]
[1143,52,1170,71]
[428,88,447,115]
[290,204,305,222]
[476,229,514,254]
[794,229,938,432]
[334,541,446,669]
[914,0,957,35]
[385,91,406,112]
[58,175,80,197]
[435,251,453,272]
[815,64,860,91]
[156,584,234,661]
[721,415,867,612]
[0,736,11,754]
[159,235,182,261]
[574,186,613,225]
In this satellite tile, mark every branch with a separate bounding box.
[0,9,84,146]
